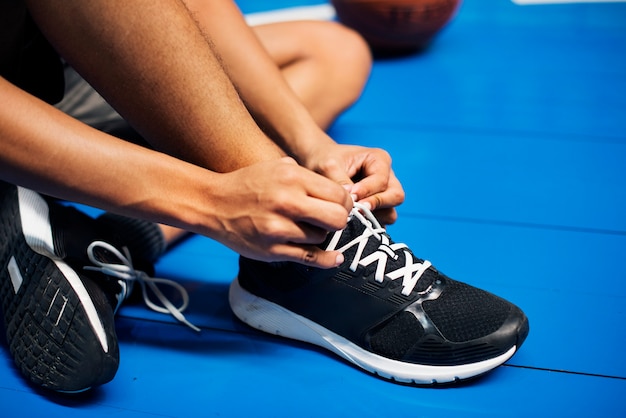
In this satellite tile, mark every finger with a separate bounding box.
[287,222,331,245]
[349,157,391,202]
[357,170,404,211]
[279,156,298,165]
[297,170,353,216]
[316,157,354,189]
[270,186,349,232]
[295,197,351,232]
[271,162,352,229]
[273,243,345,269]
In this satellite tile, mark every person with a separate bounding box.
[0,0,529,393]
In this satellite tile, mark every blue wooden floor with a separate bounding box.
[2,0,625,416]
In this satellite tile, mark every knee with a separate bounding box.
[309,21,372,104]
[317,22,372,84]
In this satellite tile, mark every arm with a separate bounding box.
[0,76,221,229]
[183,0,404,222]
[3,0,353,267]
[0,77,350,266]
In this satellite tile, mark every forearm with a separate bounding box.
[25,0,281,172]
[1,77,354,267]
[0,78,218,233]
[184,0,337,160]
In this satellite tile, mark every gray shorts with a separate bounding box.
[55,66,146,144]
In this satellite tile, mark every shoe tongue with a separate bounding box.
[84,243,135,310]
[96,213,165,266]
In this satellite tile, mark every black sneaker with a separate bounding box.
[0,182,187,392]
[0,183,122,392]
[230,202,529,385]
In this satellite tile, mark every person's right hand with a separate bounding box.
[202,157,353,268]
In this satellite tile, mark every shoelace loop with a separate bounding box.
[84,241,200,332]
[330,202,432,296]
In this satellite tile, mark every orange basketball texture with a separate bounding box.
[331,0,462,51]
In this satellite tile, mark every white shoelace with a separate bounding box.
[84,241,200,332]
[326,202,432,296]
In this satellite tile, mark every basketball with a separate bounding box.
[331,0,462,52]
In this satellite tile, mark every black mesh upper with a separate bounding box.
[368,311,424,360]
[422,279,512,343]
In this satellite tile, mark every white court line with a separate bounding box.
[243,1,624,24]
[513,0,625,4]
[245,4,335,26]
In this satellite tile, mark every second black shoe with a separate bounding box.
[0,183,123,392]
[0,182,192,392]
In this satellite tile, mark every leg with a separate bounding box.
[135,18,374,244]
[156,19,372,242]
[57,18,372,247]
[253,20,372,130]
[23,0,355,268]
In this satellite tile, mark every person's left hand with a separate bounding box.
[301,142,405,225]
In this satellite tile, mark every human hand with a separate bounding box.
[301,143,405,225]
[205,157,352,268]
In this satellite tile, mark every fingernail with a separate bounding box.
[350,194,358,202]
[362,201,372,210]
[335,253,344,266]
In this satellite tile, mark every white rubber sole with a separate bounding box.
[229,277,517,384]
